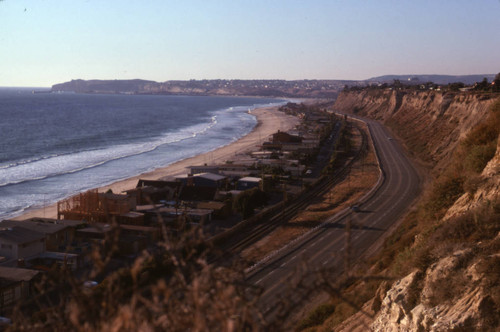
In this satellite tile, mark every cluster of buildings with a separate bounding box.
[0,105,337,315]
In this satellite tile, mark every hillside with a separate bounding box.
[367,74,496,85]
[310,90,500,331]
[51,79,354,98]
[334,89,496,173]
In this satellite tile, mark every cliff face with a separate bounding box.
[331,91,500,331]
[334,90,496,172]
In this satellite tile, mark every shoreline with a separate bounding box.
[13,106,300,221]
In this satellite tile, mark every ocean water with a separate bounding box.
[0,88,285,220]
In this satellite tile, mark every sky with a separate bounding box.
[1,0,499,87]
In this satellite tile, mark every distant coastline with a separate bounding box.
[51,79,345,99]
[50,75,498,99]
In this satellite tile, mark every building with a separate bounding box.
[57,189,135,223]
[237,177,262,191]
[187,165,220,175]
[0,266,40,314]
[175,173,227,188]
[126,180,180,205]
[0,220,74,252]
[0,227,45,261]
[272,130,303,143]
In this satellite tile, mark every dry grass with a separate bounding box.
[11,223,266,331]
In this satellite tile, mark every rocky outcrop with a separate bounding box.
[334,90,496,171]
[372,247,499,331]
[444,135,500,220]
[370,131,500,330]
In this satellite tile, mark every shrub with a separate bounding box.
[296,303,335,331]
[425,174,465,218]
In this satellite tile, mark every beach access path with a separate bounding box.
[13,106,300,221]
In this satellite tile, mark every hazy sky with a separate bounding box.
[1,0,499,87]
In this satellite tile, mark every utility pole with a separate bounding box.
[344,211,352,274]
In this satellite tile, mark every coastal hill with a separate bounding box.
[368,74,496,85]
[51,79,358,98]
[310,88,500,330]
[51,75,497,98]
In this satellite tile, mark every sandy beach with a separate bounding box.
[13,106,299,221]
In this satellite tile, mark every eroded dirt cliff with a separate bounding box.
[327,91,500,332]
[334,90,496,172]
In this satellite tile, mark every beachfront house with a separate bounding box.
[0,227,45,262]
[0,266,40,313]
[237,177,262,191]
[175,173,227,188]
[126,180,180,205]
[187,165,220,175]
[272,130,303,144]
[0,220,74,252]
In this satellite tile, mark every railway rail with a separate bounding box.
[212,121,368,258]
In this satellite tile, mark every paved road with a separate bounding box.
[245,116,422,323]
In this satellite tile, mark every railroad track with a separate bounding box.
[215,121,368,257]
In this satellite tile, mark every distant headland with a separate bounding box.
[51,75,496,98]
[51,79,348,98]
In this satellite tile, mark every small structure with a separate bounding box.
[272,130,303,143]
[195,201,232,219]
[31,251,81,271]
[187,165,220,175]
[178,186,217,202]
[154,207,213,223]
[0,266,40,313]
[0,220,74,252]
[187,164,253,178]
[0,227,45,261]
[126,180,180,205]
[196,173,227,188]
[175,173,227,188]
[237,177,262,191]
[57,189,134,223]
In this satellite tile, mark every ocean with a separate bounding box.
[0,88,285,220]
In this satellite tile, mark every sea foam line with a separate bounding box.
[0,115,219,188]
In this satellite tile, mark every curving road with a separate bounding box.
[244,115,422,323]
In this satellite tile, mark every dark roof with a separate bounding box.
[0,226,45,244]
[196,201,226,210]
[179,186,217,201]
[23,218,86,227]
[0,266,39,281]
[77,223,115,235]
[1,220,68,235]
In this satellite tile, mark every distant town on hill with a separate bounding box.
[51,79,351,98]
[52,74,497,98]
[367,74,496,85]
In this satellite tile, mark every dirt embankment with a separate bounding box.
[334,90,496,173]
[318,92,500,332]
